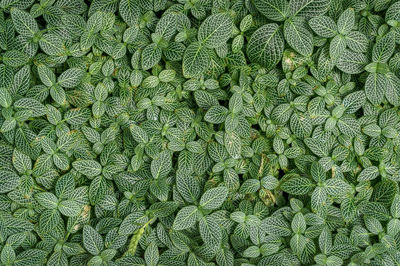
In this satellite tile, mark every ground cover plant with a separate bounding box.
[1,0,400,265]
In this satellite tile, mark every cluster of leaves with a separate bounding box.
[1,0,400,265]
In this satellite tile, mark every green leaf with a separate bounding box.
[50,85,66,105]
[72,160,102,177]
[199,216,222,246]
[346,31,369,53]
[311,162,326,183]
[173,205,199,230]
[14,249,46,266]
[364,216,383,234]
[151,150,172,179]
[337,116,360,137]
[365,73,386,105]
[281,176,314,195]
[141,43,162,70]
[369,122,385,136]
[89,175,108,204]
[385,72,400,106]
[329,35,346,59]
[391,194,400,218]
[361,202,391,221]
[254,0,290,21]
[309,15,337,38]
[39,34,65,56]
[229,93,243,114]
[155,13,177,41]
[182,42,210,78]
[149,201,178,218]
[57,68,85,88]
[0,87,12,108]
[372,32,395,63]
[336,49,368,74]
[58,200,81,217]
[55,174,75,199]
[284,17,313,56]
[83,225,104,255]
[261,175,279,190]
[311,186,327,211]
[319,228,332,255]
[224,131,241,159]
[262,216,292,236]
[2,50,28,67]
[243,246,260,258]
[247,23,284,70]
[239,179,261,194]
[176,170,200,203]
[64,108,91,125]
[337,8,355,35]
[39,209,61,233]
[304,138,328,157]
[1,244,15,265]
[14,98,46,117]
[204,106,228,124]
[12,149,31,174]
[0,170,20,193]
[357,166,379,181]
[10,8,38,38]
[198,13,233,48]
[289,0,331,18]
[290,233,307,256]
[38,65,56,87]
[343,91,366,113]
[144,243,159,266]
[325,178,351,196]
[35,192,58,209]
[292,212,306,234]
[47,251,68,266]
[129,124,148,143]
[119,0,141,26]
[290,112,312,138]
[199,186,228,210]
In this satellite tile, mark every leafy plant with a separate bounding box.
[0,0,400,265]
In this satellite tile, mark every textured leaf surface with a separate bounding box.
[182,42,210,78]
[336,49,368,74]
[254,0,290,21]
[198,13,233,48]
[72,160,102,177]
[309,16,337,38]
[1,2,400,265]
[284,17,313,56]
[83,225,104,255]
[200,186,228,210]
[247,24,284,70]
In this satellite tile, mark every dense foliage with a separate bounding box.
[1,0,400,265]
